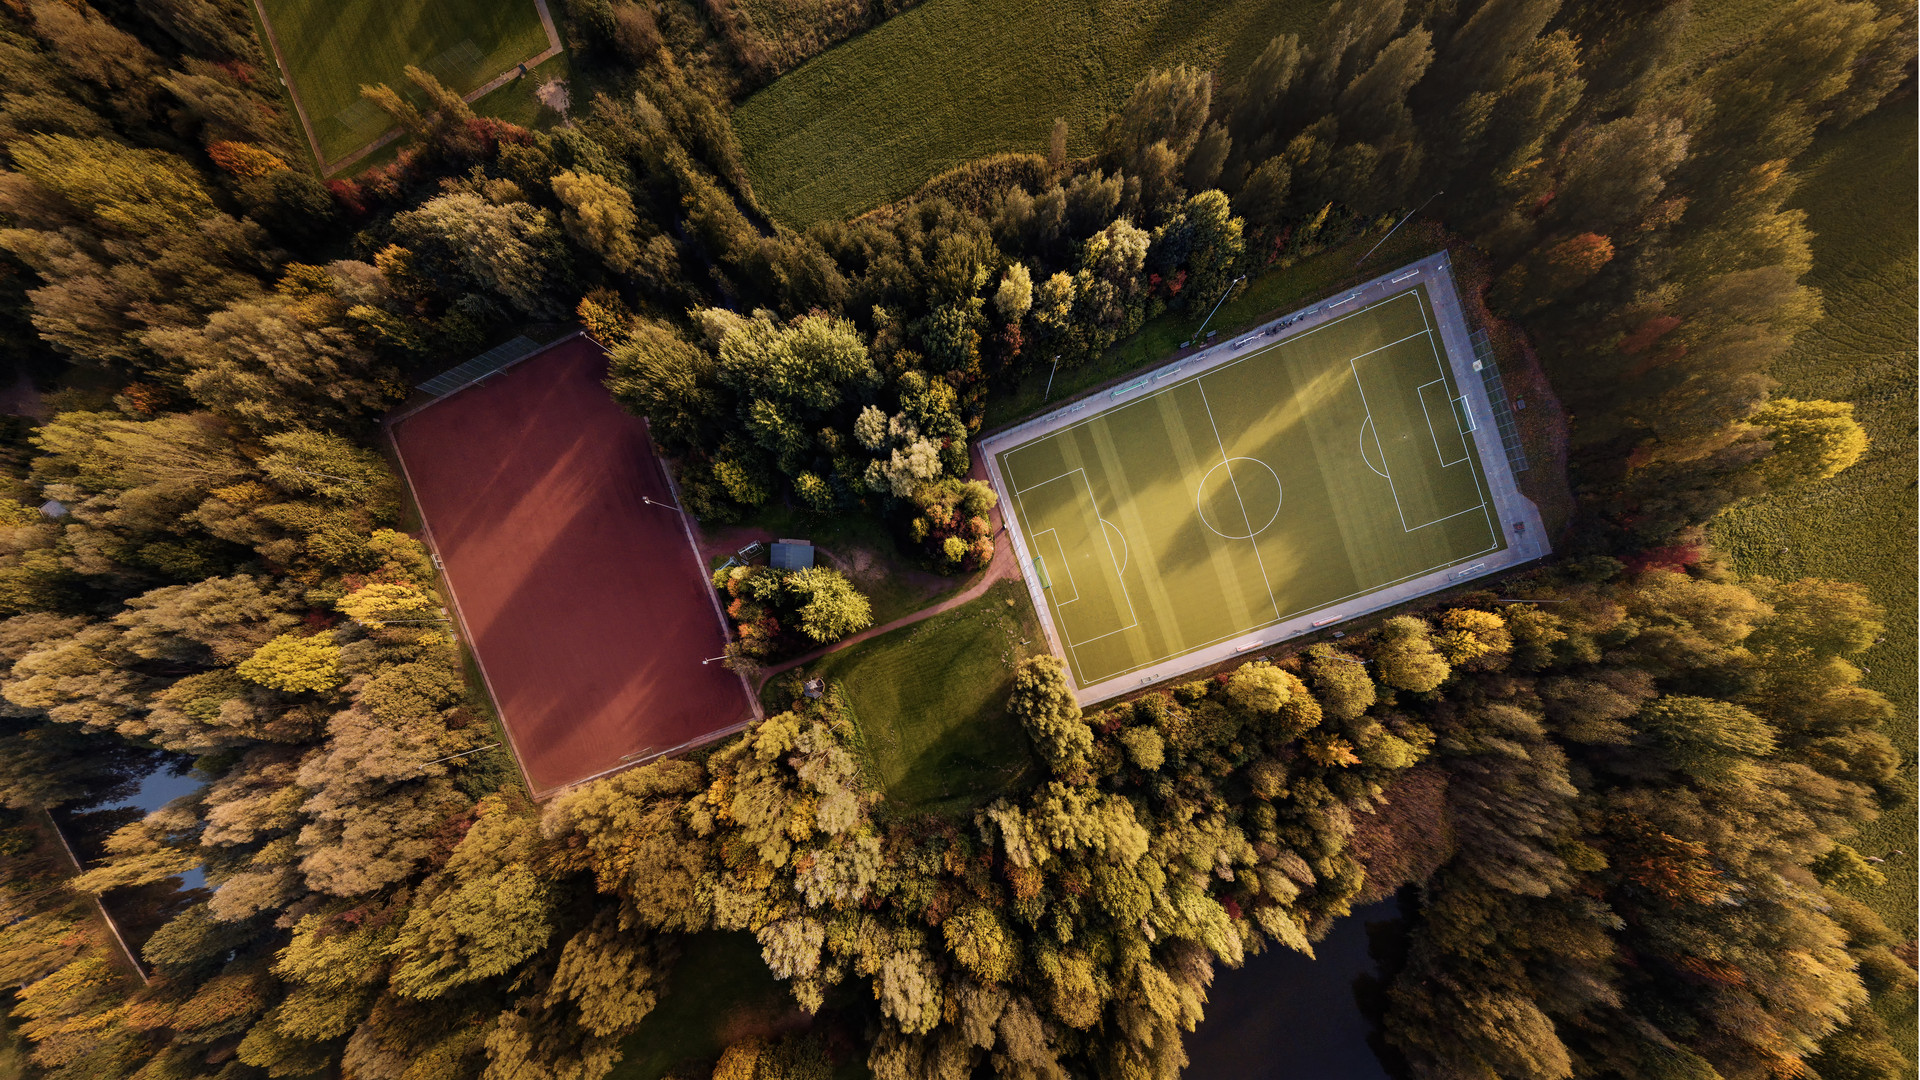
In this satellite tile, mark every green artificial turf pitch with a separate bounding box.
[996,286,1504,689]
[258,0,552,165]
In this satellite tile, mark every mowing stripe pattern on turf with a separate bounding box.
[980,253,1551,701]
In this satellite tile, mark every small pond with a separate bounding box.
[1184,895,1412,1080]
[53,752,210,959]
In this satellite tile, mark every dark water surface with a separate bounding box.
[1184,898,1408,1080]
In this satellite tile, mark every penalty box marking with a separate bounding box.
[1347,303,1494,535]
[1007,468,1139,652]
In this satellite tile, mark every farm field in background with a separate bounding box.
[1709,100,1917,1053]
[257,0,553,167]
[731,0,1325,227]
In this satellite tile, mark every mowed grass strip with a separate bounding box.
[1708,101,1916,1054]
[731,0,1327,228]
[807,580,1040,812]
[260,0,551,165]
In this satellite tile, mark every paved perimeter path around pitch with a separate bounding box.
[390,337,756,797]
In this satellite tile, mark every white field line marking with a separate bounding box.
[1401,505,1487,532]
[1017,472,1139,650]
[1359,416,1391,478]
[1030,528,1080,604]
[1349,331,1490,534]
[1075,536,1506,685]
[1196,382,1282,620]
[1014,465,1089,496]
[1346,355,1413,532]
[997,292,1430,450]
[1073,468,1143,646]
[1347,328,1436,364]
[1416,378,1471,467]
[1413,293,1504,547]
[1102,518,1129,576]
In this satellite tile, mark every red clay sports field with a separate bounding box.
[390,335,757,796]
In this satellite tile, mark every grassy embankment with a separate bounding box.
[1709,101,1918,1061]
[732,0,1327,227]
[804,579,1041,814]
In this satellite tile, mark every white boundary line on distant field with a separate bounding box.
[251,0,563,175]
[977,251,1551,704]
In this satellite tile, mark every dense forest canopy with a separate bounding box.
[0,0,1908,1078]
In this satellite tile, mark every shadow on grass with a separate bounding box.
[807,580,1041,814]
[609,933,795,1080]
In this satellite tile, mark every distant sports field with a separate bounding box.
[989,260,1540,697]
[255,0,555,168]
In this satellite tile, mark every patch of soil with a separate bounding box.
[534,78,570,117]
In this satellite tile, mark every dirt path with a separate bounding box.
[758,530,1016,686]
[756,452,1021,688]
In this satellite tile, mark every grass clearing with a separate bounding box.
[1708,100,1917,1061]
[257,0,553,167]
[731,0,1327,227]
[474,50,573,133]
[805,579,1040,813]
[710,501,970,626]
[609,933,795,1080]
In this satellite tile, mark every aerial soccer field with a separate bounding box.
[984,255,1546,700]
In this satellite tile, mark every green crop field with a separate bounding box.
[257,0,554,167]
[806,580,1040,813]
[1709,101,1917,1059]
[731,0,1326,227]
[990,277,1526,695]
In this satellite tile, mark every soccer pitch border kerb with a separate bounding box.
[977,251,1552,704]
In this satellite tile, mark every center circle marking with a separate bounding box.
[1196,457,1282,540]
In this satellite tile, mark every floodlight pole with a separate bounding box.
[1042,355,1060,403]
[1191,275,1246,346]
[642,496,682,513]
[1357,190,1442,268]
[701,655,729,664]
